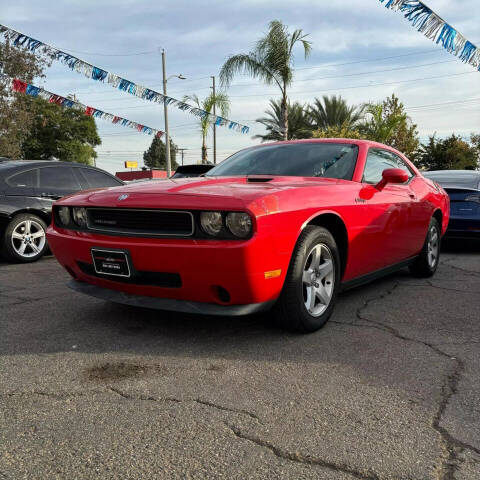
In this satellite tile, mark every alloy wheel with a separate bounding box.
[302,243,335,317]
[427,225,439,269]
[11,219,46,259]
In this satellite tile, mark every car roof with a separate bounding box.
[423,170,480,189]
[0,160,123,184]
[0,160,88,169]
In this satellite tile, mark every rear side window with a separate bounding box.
[78,168,122,188]
[363,149,414,184]
[7,169,39,187]
[39,166,81,190]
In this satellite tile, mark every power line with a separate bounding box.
[167,59,458,96]
[62,50,446,99]
[228,71,476,98]
[295,48,445,71]
[56,48,158,57]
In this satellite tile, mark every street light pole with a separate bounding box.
[211,76,216,165]
[161,49,171,178]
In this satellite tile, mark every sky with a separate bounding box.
[1,0,479,173]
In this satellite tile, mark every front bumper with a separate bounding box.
[68,279,275,316]
[47,226,289,307]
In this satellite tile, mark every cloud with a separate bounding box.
[2,0,479,171]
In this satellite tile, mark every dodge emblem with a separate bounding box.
[118,194,129,201]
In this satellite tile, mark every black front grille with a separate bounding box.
[77,261,182,288]
[87,208,194,237]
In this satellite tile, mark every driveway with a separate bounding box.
[1,244,479,480]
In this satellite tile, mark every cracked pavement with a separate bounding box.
[1,242,479,479]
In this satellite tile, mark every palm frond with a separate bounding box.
[220,53,282,90]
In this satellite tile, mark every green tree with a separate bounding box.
[312,123,364,140]
[220,20,311,140]
[254,98,312,142]
[308,95,364,131]
[20,98,100,164]
[360,94,419,160]
[182,92,230,163]
[0,41,49,158]
[143,136,179,170]
[417,134,479,171]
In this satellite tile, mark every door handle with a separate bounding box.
[41,193,61,200]
[409,193,416,200]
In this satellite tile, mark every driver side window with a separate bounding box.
[363,149,413,184]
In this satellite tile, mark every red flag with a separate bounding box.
[156,131,164,138]
[12,79,28,93]
[85,106,95,116]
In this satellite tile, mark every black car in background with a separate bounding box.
[424,170,480,239]
[0,161,123,263]
[171,164,214,178]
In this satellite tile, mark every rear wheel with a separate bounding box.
[409,217,441,278]
[2,213,48,263]
[273,226,341,333]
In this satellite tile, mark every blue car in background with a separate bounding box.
[424,170,480,239]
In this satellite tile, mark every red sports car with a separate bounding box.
[47,139,449,332]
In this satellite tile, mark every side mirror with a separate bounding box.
[375,168,409,190]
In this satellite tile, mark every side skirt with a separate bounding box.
[340,257,417,292]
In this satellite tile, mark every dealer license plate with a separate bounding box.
[91,249,131,277]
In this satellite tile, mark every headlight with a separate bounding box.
[58,207,71,226]
[72,207,88,227]
[226,212,252,238]
[200,211,223,236]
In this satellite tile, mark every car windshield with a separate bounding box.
[206,143,359,180]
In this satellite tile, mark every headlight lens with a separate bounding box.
[226,212,252,238]
[58,207,71,226]
[200,211,223,236]
[72,207,88,227]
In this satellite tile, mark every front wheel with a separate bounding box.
[409,217,441,278]
[2,213,48,263]
[273,226,341,333]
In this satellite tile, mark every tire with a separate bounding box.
[273,226,341,333]
[2,213,48,263]
[409,217,441,278]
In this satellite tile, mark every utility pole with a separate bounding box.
[162,49,171,178]
[211,76,217,165]
[178,148,188,166]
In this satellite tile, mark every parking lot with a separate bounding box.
[1,244,479,480]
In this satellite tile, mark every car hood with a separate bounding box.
[57,176,342,212]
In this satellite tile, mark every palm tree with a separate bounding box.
[182,92,230,163]
[308,95,364,131]
[254,99,312,142]
[220,20,311,140]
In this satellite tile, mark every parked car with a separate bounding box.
[423,170,480,239]
[0,160,124,263]
[47,139,449,333]
[171,164,214,178]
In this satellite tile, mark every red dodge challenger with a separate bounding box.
[47,139,449,333]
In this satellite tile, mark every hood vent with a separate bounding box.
[246,176,274,183]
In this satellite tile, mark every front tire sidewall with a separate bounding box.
[409,217,441,278]
[3,214,48,263]
[274,226,341,333]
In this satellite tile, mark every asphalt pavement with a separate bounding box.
[1,242,479,480]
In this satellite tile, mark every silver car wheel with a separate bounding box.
[302,243,335,317]
[427,225,439,269]
[11,219,46,258]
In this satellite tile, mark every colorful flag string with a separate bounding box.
[11,78,164,137]
[379,0,480,71]
[0,24,250,134]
